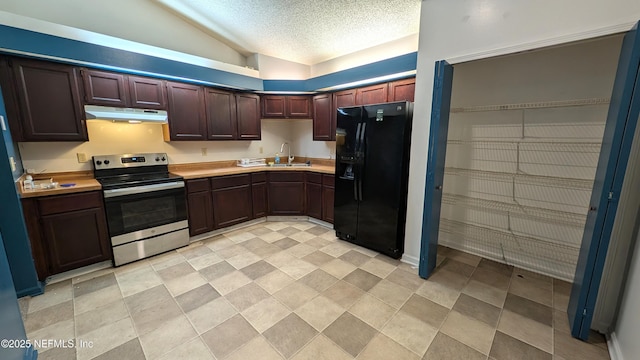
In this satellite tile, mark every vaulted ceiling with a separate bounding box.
[155,0,422,65]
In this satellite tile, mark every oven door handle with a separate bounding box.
[103,181,185,198]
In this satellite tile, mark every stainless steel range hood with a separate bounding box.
[84,105,168,123]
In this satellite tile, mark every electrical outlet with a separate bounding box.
[201,148,207,156]
[76,152,88,163]
[0,115,6,131]
[9,156,16,172]
[259,146,263,154]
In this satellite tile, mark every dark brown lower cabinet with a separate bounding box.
[22,191,111,280]
[268,172,305,215]
[322,184,335,224]
[306,173,323,220]
[187,191,214,236]
[251,172,267,218]
[186,179,214,236]
[211,174,252,228]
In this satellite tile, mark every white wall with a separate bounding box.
[611,231,640,359]
[405,0,640,266]
[310,34,418,78]
[0,0,247,67]
[19,120,294,172]
[290,120,335,160]
[252,54,311,80]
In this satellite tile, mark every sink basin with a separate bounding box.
[267,163,311,167]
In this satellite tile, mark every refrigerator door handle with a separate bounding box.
[358,123,367,154]
[354,123,362,153]
[358,179,363,201]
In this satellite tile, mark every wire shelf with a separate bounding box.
[439,218,580,265]
[444,167,594,190]
[447,139,602,153]
[441,193,587,227]
[450,97,610,113]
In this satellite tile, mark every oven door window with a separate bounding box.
[104,187,187,237]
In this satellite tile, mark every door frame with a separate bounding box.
[568,21,640,340]
[418,60,453,278]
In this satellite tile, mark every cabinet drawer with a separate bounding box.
[251,172,266,183]
[268,172,305,182]
[322,174,335,187]
[186,178,210,193]
[38,191,103,216]
[211,174,250,189]
[306,172,322,184]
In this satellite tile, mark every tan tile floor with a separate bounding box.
[19,221,611,360]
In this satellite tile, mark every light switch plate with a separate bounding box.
[9,156,16,172]
[0,115,6,131]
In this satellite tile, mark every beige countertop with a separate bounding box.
[172,164,335,180]
[18,160,335,198]
[18,177,102,199]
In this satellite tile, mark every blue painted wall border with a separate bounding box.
[262,53,418,92]
[0,24,416,93]
[0,24,264,90]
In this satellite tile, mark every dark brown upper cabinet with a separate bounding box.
[165,81,207,141]
[205,88,237,140]
[356,83,388,105]
[82,69,128,107]
[312,93,333,141]
[0,57,87,142]
[128,75,167,109]
[388,78,416,102]
[82,69,167,110]
[236,93,261,140]
[261,95,311,118]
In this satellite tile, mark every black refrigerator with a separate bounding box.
[334,101,413,259]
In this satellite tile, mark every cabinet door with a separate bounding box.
[268,182,305,215]
[187,191,214,236]
[312,93,333,141]
[212,184,253,228]
[332,89,356,141]
[262,95,286,118]
[236,93,261,140]
[322,186,335,224]
[286,96,311,118]
[41,207,111,274]
[252,182,267,218]
[21,198,49,281]
[82,69,129,107]
[306,182,323,220]
[205,88,237,140]
[388,78,415,102]
[356,83,388,105]
[12,59,87,141]
[166,82,206,140]
[128,75,167,109]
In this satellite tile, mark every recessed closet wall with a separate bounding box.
[441,34,624,281]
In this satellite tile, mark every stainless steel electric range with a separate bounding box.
[93,153,189,266]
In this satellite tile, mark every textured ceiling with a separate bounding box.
[156,0,421,65]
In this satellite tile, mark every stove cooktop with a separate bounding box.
[97,172,183,190]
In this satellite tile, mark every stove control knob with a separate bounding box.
[96,160,102,166]
[161,157,166,161]
[155,157,160,162]
[104,160,110,165]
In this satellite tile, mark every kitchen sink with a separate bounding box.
[268,163,311,167]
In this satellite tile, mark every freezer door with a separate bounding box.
[356,102,411,258]
[334,106,363,241]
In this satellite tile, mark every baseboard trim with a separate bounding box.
[401,253,419,267]
[607,331,624,360]
[16,282,44,298]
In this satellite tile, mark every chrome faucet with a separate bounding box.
[280,142,294,165]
